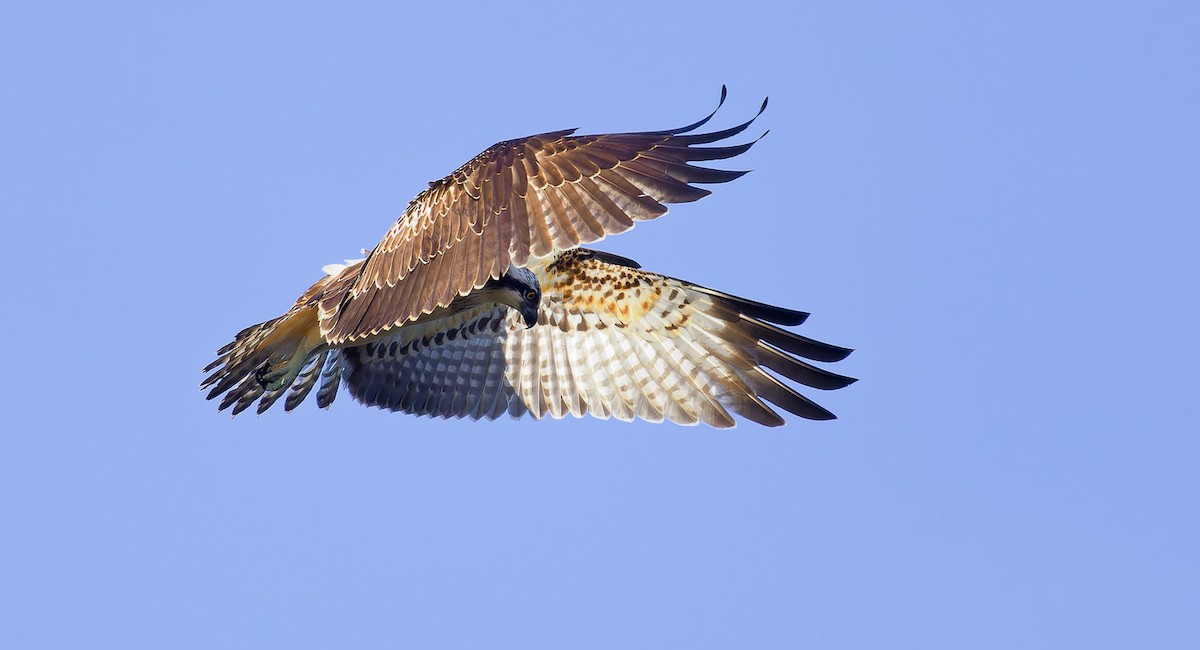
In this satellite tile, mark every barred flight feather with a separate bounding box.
[327,249,854,427]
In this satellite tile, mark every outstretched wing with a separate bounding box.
[340,249,855,428]
[323,88,768,345]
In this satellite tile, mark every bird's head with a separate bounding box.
[487,264,541,328]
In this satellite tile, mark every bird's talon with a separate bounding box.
[254,363,273,388]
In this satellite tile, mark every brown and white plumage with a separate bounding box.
[203,90,856,426]
[340,249,854,428]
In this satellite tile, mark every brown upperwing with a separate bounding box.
[321,89,768,345]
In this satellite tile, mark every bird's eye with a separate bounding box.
[525,290,538,301]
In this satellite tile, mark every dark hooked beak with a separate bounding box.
[520,304,539,329]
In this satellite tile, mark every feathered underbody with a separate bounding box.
[203,88,856,427]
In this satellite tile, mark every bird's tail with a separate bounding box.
[202,297,342,416]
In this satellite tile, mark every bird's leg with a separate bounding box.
[251,306,328,391]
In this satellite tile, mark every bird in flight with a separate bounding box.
[203,88,855,427]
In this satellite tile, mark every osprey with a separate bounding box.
[204,89,855,427]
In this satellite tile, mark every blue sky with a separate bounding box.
[2,1,1197,648]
